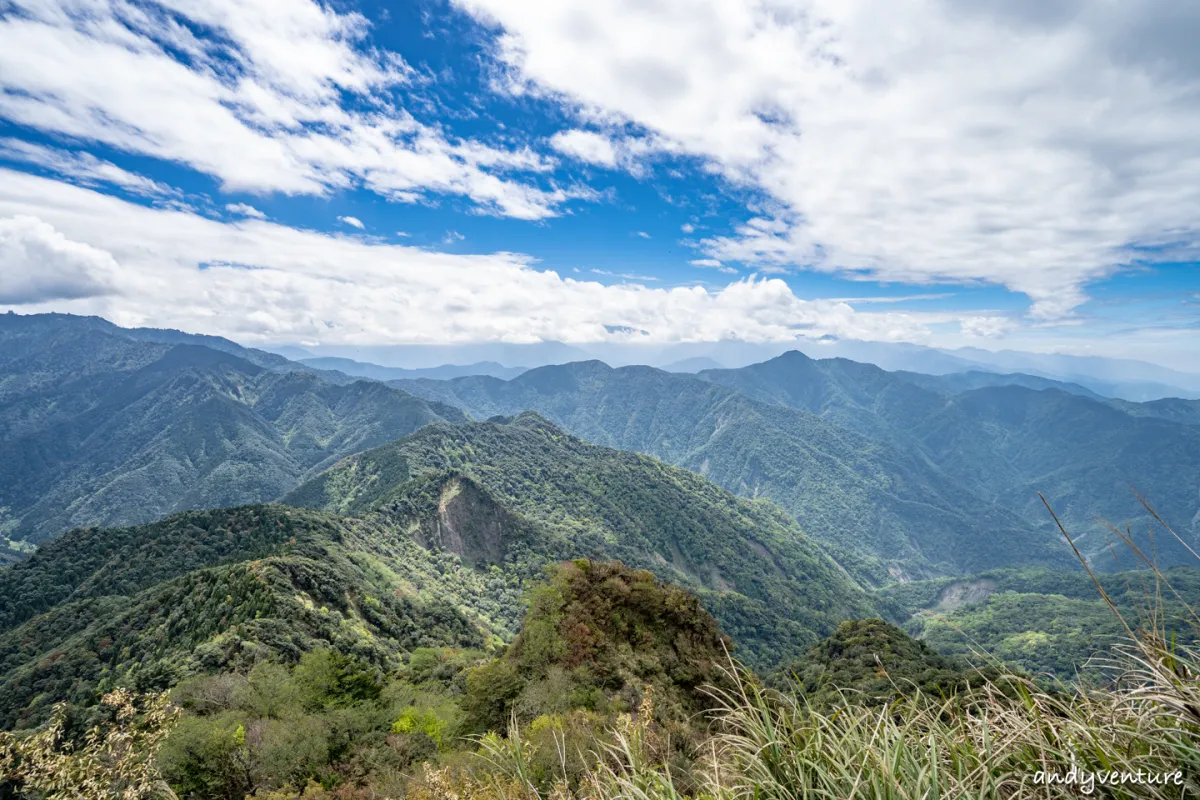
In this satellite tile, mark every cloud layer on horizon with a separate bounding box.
[0,170,964,347]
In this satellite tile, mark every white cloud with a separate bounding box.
[395,231,411,237]
[959,315,1017,338]
[0,0,579,219]
[0,138,176,197]
[0,214,120,304]
[830,293,955,304]
[680,223,695,233]
[550,129,618,167]
[338,215,365,229]
[547,128,676,177]
[454,0,1200,318]
[0,170,949,346]
[443,230,465,244]
[591,269,659,281]
[690,258,737,275]
[635,231,651,239]
[226,203,266,219]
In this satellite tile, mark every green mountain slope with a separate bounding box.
[0,314,462,544]
[286,412,877,663]
[1106,397,1200,427]
[882,566,1200,679]
[0,505,489,729]
[1,311,304,380]
[698,351,954,447]
[697,351,1200,568]
[389,362,1072,582]
[910,387,1200,566]
[890,369,1105,400]
[0,414,882,726]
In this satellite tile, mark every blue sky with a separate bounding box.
[0,0,1198,368]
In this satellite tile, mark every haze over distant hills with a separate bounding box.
[299,356,528,382]
[270,336,1200,402]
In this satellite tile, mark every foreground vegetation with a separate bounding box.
[5,547,1200,798]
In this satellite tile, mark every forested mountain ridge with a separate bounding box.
[0,314,462,544]
[13,313,1191,581]
[0,413,885,727]
[389,362,1073,582]
[0,504,491,730]
[1107,396,1200,427]
[890,368,1105,400]
[1,311,302,377]
[286,412,877,661]
[698,351,1200,568]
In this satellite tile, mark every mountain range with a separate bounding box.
[272,336,1200,401]
[3,310,1200,740]
[388,361,1074,582]
[8,312,1199,581]
[696,354,1200,568]
[298,357,528,382]
[0,411,877,727]
[389,352,1200,572]
[0,313,463,544]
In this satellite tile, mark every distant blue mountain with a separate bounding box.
[300,357,527,381]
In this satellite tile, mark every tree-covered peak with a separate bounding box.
[775,618,1003,706]
[462,559,733,733]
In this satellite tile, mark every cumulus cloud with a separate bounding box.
[226,203,266,219]
[338,215,365,229]
[0,0,580,219]
[0,215,120,304]
[550,130,618,167]
[547,128,675,176]
[454,0,1200,318]
[0,170,948,346]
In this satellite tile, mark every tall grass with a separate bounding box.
[431,500,1200,799]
